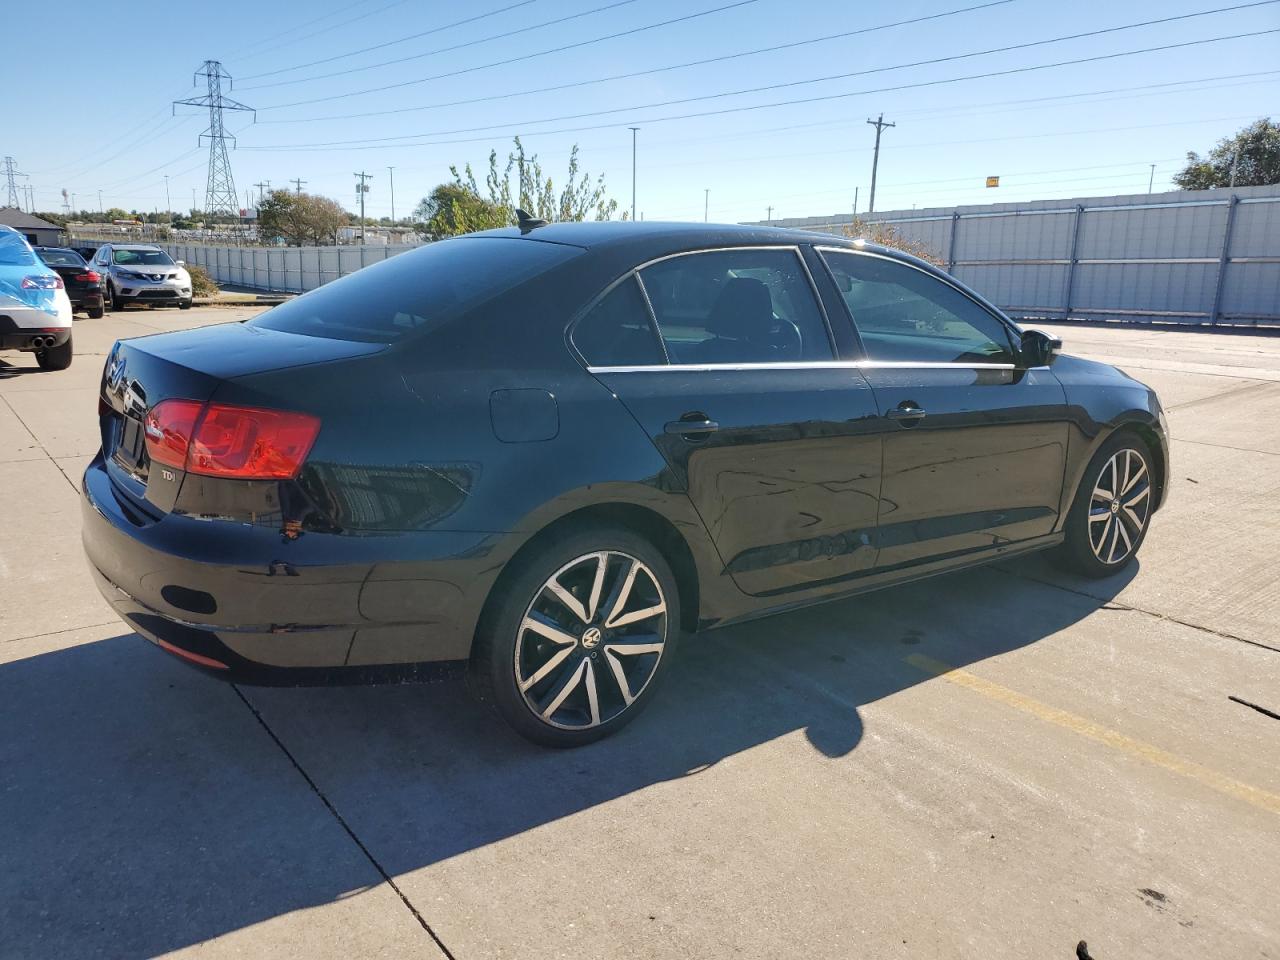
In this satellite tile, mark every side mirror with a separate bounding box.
[1020,328,1062,367]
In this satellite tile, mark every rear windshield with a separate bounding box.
[113,248,173,266]
[248,237,583,343]
[0,231,36,266]
[37,249,85,266]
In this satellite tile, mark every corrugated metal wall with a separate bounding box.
[155,242,410,294]
[759,184,1280,326]
[74,185,1279,326]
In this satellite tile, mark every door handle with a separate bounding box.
[885,403,927,422]
[665,417,720,436]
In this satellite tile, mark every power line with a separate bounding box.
[243,26,1280,151]
[240,0,540,81]
[231,0,413,64]
[253,0,760,106]
[258,0,1015,124]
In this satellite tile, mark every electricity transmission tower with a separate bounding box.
[4,156,26,209]
[866,113,895,214]
[174,61,255,217]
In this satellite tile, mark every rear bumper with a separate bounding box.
[81,454,503,684]
[0,314,71,350]
[69,289,103,308]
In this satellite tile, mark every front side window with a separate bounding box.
[113,248,174,266]
[572,275,666,367]
[638,248,833,364]
[821,250,1015,364]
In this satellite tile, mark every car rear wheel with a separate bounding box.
[87,306,104,319]
[36,335,72,371]
[471,525,681,747]
[1055,431,1154,578]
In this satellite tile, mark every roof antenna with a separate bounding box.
[515,208,548,233]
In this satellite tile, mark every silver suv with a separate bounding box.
[92,244,193,311]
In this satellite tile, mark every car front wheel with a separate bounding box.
[471,526,681,747]
[1056,431,1154,577]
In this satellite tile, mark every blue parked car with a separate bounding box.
[0,225,73,370]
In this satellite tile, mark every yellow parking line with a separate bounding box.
[905,653,1280,817]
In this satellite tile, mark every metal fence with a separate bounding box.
[70,185,1280,326]
[146,242,417,294]
[757,184,1280,327]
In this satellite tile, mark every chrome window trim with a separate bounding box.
[587,360,1016,374]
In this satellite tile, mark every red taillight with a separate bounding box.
[76,271,101,283]
[143,399,320,480]
[22,275,63,289]
[144,399,203,469]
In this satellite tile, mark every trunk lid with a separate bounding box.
[99,322,384,516]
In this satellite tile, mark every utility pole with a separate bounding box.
[253,181,270,203]
[766,205,772,224]
[628,127,639,221]
[3,156,25,209]
[290,177,306,195]
[192,187,198,214]
[164,175,172,215]
[387,166,396,222]
[174,61,255,217]
[853,186,859,219]
[98,190,103,214]
[704,188,709,222]
[866,113,895,214]
[1148,164,1156,194]
[354,171,373,243]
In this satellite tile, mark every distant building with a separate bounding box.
[0,208,63,247]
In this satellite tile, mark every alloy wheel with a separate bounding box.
[1088,448,1151,565]
[514,551,668,730]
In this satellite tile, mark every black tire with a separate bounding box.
[36,335,72,371]
[470,524,681,747]
[179,299,192,310]
[107,285,123,311]
[87,306,104,319]
[1055,430,1154,578]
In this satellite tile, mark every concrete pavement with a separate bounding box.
[2,306,1277,958]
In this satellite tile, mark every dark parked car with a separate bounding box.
[34,247,105,318]
[82,221,1168,746]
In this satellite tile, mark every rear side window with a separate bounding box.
[637,248,832,364]
[572,275,666,367]
[250,237,583,344]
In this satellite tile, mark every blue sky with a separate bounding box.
[7,0,1278,222]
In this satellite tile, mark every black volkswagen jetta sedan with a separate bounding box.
[83,221,1168,746]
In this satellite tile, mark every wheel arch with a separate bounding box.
[481,501,705,640]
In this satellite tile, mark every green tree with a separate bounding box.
[104,207,130,221]
[1174,118,1280,190]
[413,182,510,237]
[257,190,348,245]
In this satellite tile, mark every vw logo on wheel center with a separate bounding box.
[580,626,602,649]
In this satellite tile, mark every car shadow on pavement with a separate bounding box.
[0,561,1134,956]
